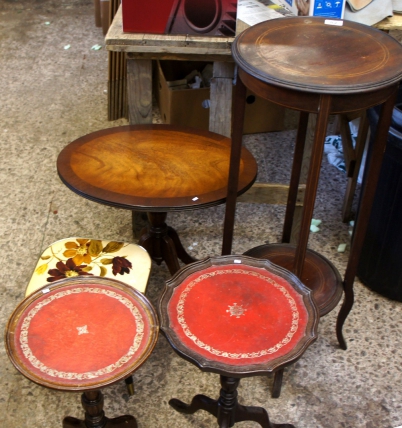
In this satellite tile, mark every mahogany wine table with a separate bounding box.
[222,17,402,349]
[5,276,159,428]
[57,124,257,275]
[159,255,319,427]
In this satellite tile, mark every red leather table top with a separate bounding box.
[6,277,158,390]
[165,261,316,370]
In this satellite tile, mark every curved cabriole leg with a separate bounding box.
[336,90,399,349]
[138,212,197,274]
[63,390,137,428]
[167,226,197,264]
[234,403,295,428]
[336,279,354,350]
[160,233,183,275]
[170,394,219,417]
[170,376,294,428]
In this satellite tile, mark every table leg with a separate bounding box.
[282,111,309,244]
[63,390,137,428]
[124,375,135,396]
[271,368,284,399]
[222,75,247,255]
[336,88,399,350]
[169,376,294,428]
[139,212,196,275]
[292,95,331,279]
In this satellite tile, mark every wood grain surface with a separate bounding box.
[233,17,402,94]
[57,125,257,211]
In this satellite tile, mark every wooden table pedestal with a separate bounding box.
[159,255,319,427]
[5,277,159,428]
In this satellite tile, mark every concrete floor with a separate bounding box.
[1,1,402,427]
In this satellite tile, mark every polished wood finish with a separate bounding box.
[244,244,343,317]
[223,17,402,349]
[232,18,402,94]
[57,125,257,274]
[159,255,319,426]
[63,390,137,428]
[138,212,197,275]
[169,376,294,428]
[58,125,256,212]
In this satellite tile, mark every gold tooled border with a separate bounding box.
[19,287,144,380]
[176,269,299,360]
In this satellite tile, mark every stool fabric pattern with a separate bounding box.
[26,237,151,296]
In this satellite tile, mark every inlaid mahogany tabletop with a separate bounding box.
[5,276,159,428]
[159,255,319,427]
[57,124,257,275]
[222,17,402,349]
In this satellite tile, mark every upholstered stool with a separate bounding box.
[159,255,319,427]
[26,237,151,296]
[5,276,158,428]
[25,237,152,396]
[57,125,257,275]
[222,17,402,349]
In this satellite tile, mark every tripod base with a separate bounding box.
[139,212,197,275]
[62,390,137,428]
[63,415,137,428]
[169,376,295,428]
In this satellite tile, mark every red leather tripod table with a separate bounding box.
[222,17,402,349]
[159,255,319,427]
[57,125,257,275]
[5,276,159,428]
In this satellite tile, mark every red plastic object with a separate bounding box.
[122,0,237,37]
[121,0,176,34]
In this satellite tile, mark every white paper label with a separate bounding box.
[325,19,343,26]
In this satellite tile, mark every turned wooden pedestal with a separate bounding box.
[159,255,319,427]
[5,276,159,427]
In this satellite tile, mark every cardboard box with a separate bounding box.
[274,0,346,19]
[122,0,238,36]
[155,60,285,134]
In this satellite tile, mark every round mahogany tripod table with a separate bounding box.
[4,276,159,428]
[159,255,319,427]
[57,125,257,275]
[222,17,402,349]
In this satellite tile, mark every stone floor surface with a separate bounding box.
[0,1,401,427]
